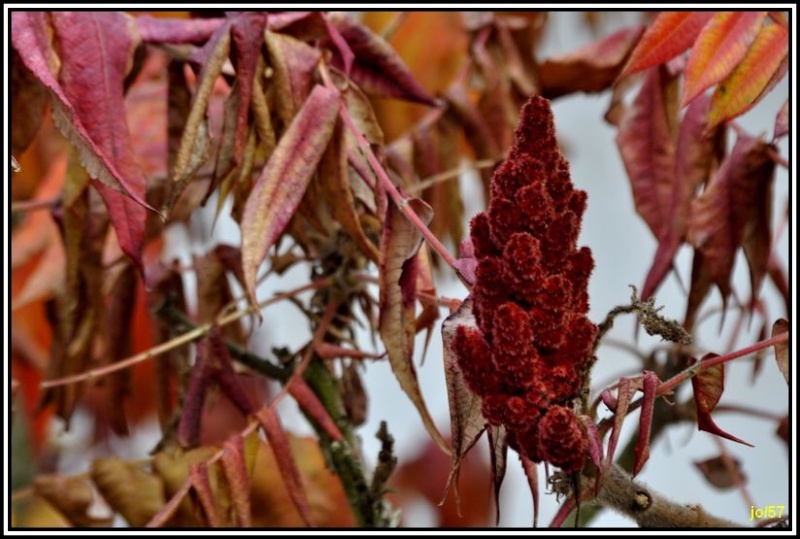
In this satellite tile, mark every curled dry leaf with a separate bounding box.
[220,435,253,527]
[379,196,450,455]
[241,84,340,305]
[34,474,113,527]
[263,30,322,129]
[440,297,486,504]
[771,318,789,384]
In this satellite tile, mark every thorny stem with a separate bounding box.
[40,278,332,389]
[318,62,469,289]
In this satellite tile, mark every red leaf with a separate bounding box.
[241,85,340,305]
[11,48,50,155]
[682,12,768,106]
[633,371,659,476]
[135,15,225,44]
[255,407,314,526]
[616,66,679,238]
[691,354,753,446]
[487,424,508,526]
[694,455,746,489]
[11,13,153,215]
[641,94,724,299]
[687,134,775,301]
[326,12,436,105]
[178,341,210,448]
[379,197,450,454]
[440,297,487,505]
[773,99,788,139]
[771,318,789,384]
[190,462,222,527]
[220,436,252,527]
[287,378,344,442]
[708,22,788,129]
[539,25,645,99]
[621,12,715,77]
[230,13,268,164]
[519,455,539,528]
[775,415,788,446]
[579,414,603,493]
[605,377,638,469]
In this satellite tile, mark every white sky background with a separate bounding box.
[17,10,792,530]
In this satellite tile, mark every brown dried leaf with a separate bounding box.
[694,455,746,490]
[33,474,112,527]
[91,458,165,527]
[616,65,679,238]
[487,424,508,525]
[11,48,50,155]
[440,297,486,504]
[771,318,789,384]
[241,84,340,305]
[152,446,219,526]
[539,26,645,99]
[379,196,450,454]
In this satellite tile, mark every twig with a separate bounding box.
[40,279,331,389]
[379,12,410,41]
[405,159,496,194]
[11,197,60,214]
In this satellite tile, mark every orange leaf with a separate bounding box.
[682,12,767,106]
[621,12,714,77]
[241,85,340,305]
[708,22,788,129]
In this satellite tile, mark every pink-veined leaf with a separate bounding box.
[682,12,767,107]
[694,455,746,490]
[51,12,151,268]
[620,12,715,77]
[487,424,508,526]
[641,94,724,299]
[263,30,322,129]
[708,22,788,129]
[539,25,645,99]
[10,12,154,217]
[241,85,340,305]
[287,378,344,442]
[771,318,789,384]
[135,15,225,44]
[579,414,603,495]
[633,371,660,476]
[229,13,267,164]
[177,340,210,448]
[321,13,354,77]
[519,455,539,528]
[207,330,258,416]
[773,99,788,140]
[220,436,252,527]
[616,65,679,238]
[440,297,487,508]
[379,196,450,454]
[687,134,775,302]
[691,354,753,446]
[326,12,437,105]
[605,377,641,469]
[190,462,222,527]
[255,406,314,527]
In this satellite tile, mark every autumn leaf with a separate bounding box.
[539,25,645,99]
[190,462,223,527]
[694,455,746,490]
[263,30,322,129]
[487,424,508,525]
[136,14,224,44]
[616,65,679,238]
[682,12,767,107]
[687,134,775,301]
[771,319,789,384]
[691,354,753,446]
[621,12,715,77]
[379,196,450,455]
[241,84,340,305]
[633,371,660,476]
[220,436,252,527]
[288,377,344,442]
[773,99,788,140]
[91,458,165,527]
[519,455,539,528]
[440,297,486,506]
[229,13,267,164]
[605,377,638,469]
[33,475,112,527]
[10,12,153,214]
[11,48,50,155]
[708,21,788,129]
